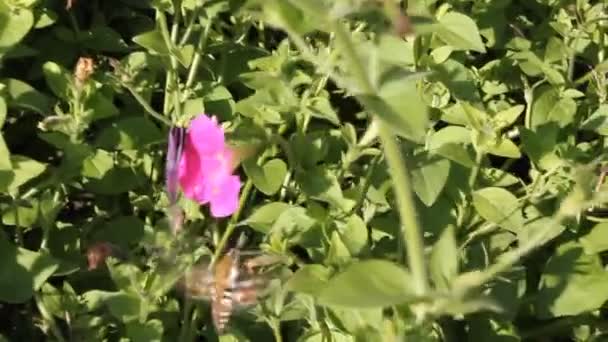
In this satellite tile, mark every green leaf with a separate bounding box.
[0,96,6,128]
[480,168,519,187]
[536,242,608,317]
[326,230,352,265]
[132,30,170,55]
[582,104,608,135]
[431,60,480,102]
[427,126,474,168]
[79,26,129,52]
[95,117,164,150]
[306,97,340,125]
[92,216,144,248]
[0,78,52,115]
[338,215,368,256]
[16,246,59,290]
[297,167,355,212]
[245,202,292,233]
[528,86,577,129]
[83,290,142,322]
[6,155,46,192]
[493,105,525,129]
[519,125,558,169]
[84,92,119,122]
[244,158,287,195]
[472,187,523,232]
[2,198,39,227]
[286,264,330,296]
[81,149,114,179]
[410,151,451,206]
[486,138,521,159]
[270,206,317,242]
[0,135,11,171]
[0,232,33,303]
[580,222,608,254]
[430,224,458,291]
[126,319,163,342]
[436,12,486,52]
[0,231,58,303]
[0,3,34,50]
[318,260,415,308]
[34,7,57,29]
[42,61,72,100]
[358,70,428,143]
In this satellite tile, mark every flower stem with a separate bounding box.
[376,121,429,295]
[185,18,212,89]
[331,21,429,296]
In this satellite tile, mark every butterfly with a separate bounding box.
[178,246,283,334]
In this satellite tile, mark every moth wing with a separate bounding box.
[232,273,272,308]
[179,266,214,300]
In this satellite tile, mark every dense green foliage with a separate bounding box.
[1,0,608,341]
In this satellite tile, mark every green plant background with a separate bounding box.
[1,0,608,341]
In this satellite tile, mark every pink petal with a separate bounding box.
[208,175,241,217]
[178,133,208,204]
[187,115,225,154]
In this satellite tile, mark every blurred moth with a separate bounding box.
[178,247,283,334]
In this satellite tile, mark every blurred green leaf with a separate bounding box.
[318,260,415,308]
[126,319,163,342]
[95,117,164,150]
[245,202,292,234]
[358,70,428,143]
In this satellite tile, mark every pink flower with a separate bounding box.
[178,115,241,217]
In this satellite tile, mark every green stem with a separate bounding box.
[185,18,212,89]
[468,151,484,189]
[157,11,181,118]
[178,300,193,342]
[270,320,283,342]
[121,81,172,126]
[330,20,429,296]
[377,121,429,295]
[210,180,254,265]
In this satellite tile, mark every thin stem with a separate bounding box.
[270,320,283,342]
[12,197,23,245]
[185,18,212,89]
[210,180,254,265]
[120,81,172,126]
[178,300,193,342]
[157,11,181,118]
[377,121,429,295]
[330,20,429,296]
[468,152,484,189]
